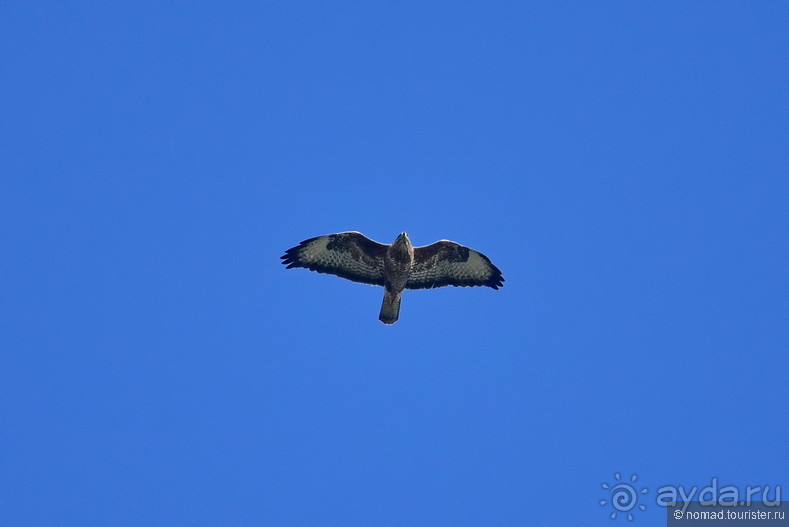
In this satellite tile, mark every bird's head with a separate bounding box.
[393,232,412,252]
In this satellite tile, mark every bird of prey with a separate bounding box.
[280,231,504,324]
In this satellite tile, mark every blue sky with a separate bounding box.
[1,2,787,526]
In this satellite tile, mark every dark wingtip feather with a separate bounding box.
[281,235,325,267]
[484,263,505,289]
[281,244,303,267]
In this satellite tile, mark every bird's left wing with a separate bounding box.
[407,240,504,290]
[281,231,387,286]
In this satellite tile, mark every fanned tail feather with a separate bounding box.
[379,290,402,325]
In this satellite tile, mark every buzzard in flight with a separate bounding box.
[281,231,504,324]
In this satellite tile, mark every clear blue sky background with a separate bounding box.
[1,2,787,526]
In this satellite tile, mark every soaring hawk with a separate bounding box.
[280,231,504,324]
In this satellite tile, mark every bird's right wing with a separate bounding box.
[281,231,387,286]
[407,240,504,290]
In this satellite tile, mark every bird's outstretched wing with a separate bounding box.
[406,240,504,290]
[281,231,388,286]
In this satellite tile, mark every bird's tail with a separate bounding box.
[379,289,402,325]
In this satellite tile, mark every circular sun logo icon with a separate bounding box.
[600,473,648,520]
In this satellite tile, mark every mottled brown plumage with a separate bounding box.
[281,231,504,324]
